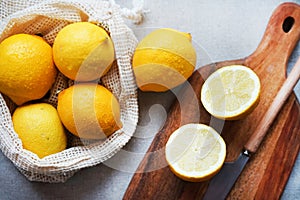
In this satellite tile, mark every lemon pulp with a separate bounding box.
[165,123,226,182]
[201,65,261,120]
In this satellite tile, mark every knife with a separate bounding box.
[203,56,300,200]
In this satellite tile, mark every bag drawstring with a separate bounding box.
[109,0,148,24]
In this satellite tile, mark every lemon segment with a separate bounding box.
[165,123,226,182]
[12,103,67,158]
[201,65,261,120]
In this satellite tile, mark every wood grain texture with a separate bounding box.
[244,56,300,153]
[255,99,300,199]
[227,94,300,199]
[123,2,300,200]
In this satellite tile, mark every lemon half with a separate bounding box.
[201,65,261,120]
[165,123,226,182]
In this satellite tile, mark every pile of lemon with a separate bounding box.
[131,28,261,182]
[0,22,261,182]
[0,22,122,158]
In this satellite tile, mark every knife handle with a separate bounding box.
[244,56,300,153]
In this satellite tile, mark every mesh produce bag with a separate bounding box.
[0,0,143,182]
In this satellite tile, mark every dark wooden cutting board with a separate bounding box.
[124,2,300,200]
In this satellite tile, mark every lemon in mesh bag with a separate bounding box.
[0,33,56,105]
[53,22,115,81]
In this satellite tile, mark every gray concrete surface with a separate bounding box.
[0,0,299,199]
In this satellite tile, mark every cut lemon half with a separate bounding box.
[165,123,226,182]
[201,65,261,120]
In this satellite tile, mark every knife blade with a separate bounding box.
[203,56,300,200]
[203,150,249,200]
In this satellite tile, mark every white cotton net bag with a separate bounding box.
[0,0,143,182]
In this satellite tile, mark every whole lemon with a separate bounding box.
[12,103,67,158]
[0,34,57,105]
[53,22,115,81]
[132,28,197,92]
[57,83,122,139]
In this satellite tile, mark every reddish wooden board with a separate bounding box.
[123,2,300,200]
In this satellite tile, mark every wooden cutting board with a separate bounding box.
[124,2,300,200]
